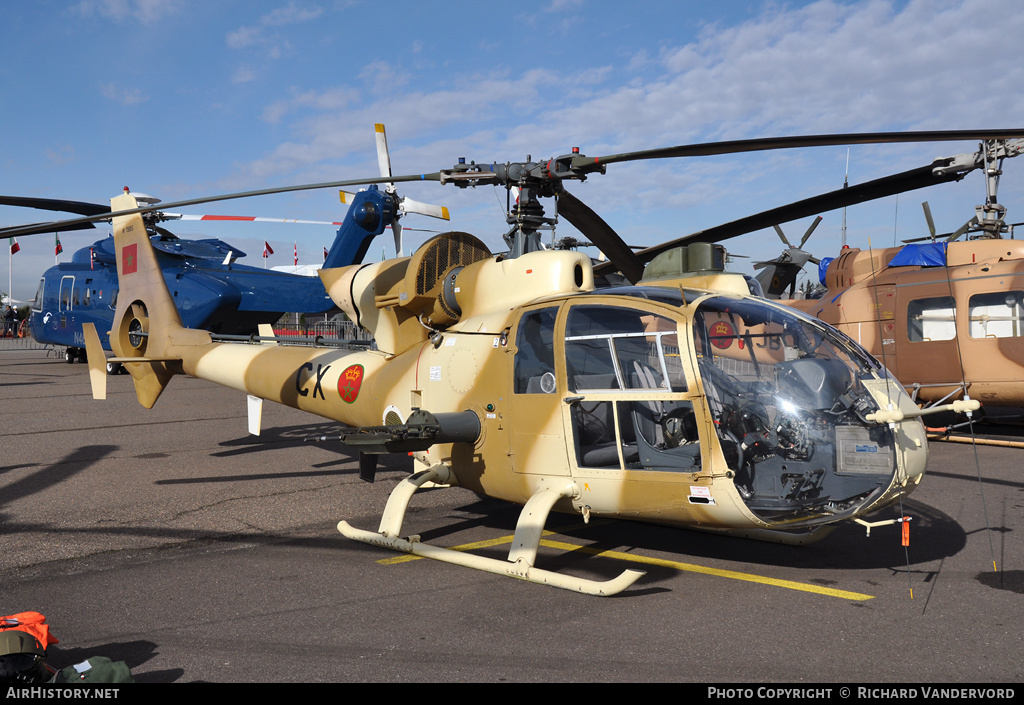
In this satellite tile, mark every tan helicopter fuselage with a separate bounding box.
[173,251,772,532]
[102,191,929,542]
[786,239,1024,406]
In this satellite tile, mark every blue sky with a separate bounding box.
[3,0,1023,301]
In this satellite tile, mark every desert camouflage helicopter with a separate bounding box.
[9,128,1015,596]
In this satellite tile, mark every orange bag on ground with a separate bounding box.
[1,612,59,651]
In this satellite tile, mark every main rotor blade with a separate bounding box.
[0,219,97,235]
[585,129,1024,168]
[0,195,110,217]
[558,190,645,283]
[0,172,442,239]
[593,159,967,277]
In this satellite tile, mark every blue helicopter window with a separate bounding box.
[514,307,558,394]
[565,305,685,393]
[59,276,74,311]
[32,279,44,312]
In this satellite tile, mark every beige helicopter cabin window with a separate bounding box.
[907,296,956,342]
[968,291,1024,339]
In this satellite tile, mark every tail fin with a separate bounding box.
[107,191,203,408]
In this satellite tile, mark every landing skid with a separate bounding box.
[338,464,645,596]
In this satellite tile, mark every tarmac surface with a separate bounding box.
[1,348,1022,683]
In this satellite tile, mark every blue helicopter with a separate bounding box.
[2,126,449,371]
[5,182,446,371]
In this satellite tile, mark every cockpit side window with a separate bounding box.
[513,306,558,394]
[32,278,45,312]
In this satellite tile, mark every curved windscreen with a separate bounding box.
[692,296,897,523]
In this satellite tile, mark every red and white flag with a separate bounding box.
[294,242,298,266]
[323,246,328,261]
[263,241,274,258]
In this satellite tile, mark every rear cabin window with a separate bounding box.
[969,291,1023,339]
[907,296,956,342]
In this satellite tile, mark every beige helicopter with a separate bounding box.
[10,129,1012,596]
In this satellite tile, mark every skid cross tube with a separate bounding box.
[338,465,644,596]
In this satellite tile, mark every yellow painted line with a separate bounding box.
[376,529,874,601]
[539,539,874,601]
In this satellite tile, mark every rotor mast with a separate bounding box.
[975,139,1022,238]
[441,148,604,259]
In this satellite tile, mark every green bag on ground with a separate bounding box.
[53,656,134,684]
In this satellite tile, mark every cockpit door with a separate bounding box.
[560,303,698,474]
[507,305,571,475]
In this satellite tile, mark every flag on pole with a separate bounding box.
[294,242,298,266]
[263,241,274,258]
[9,238,19,255]
[323,246,328,261]
[55,234,63,256]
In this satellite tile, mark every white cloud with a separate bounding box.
[69,0,184,24]
[45,145,77,166]
[226,1,324,56]
[261,1,324,26]
[101,83,149,105]
[226,25,264,50]
[232,66,258,84]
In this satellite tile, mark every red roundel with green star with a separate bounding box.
[709,320,735,350]
[338,364,364,404]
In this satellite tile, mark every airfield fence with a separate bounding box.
[0,317,372,353]
[272,318,373,343]
[0,336,47,352]
[0,320,46,352]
